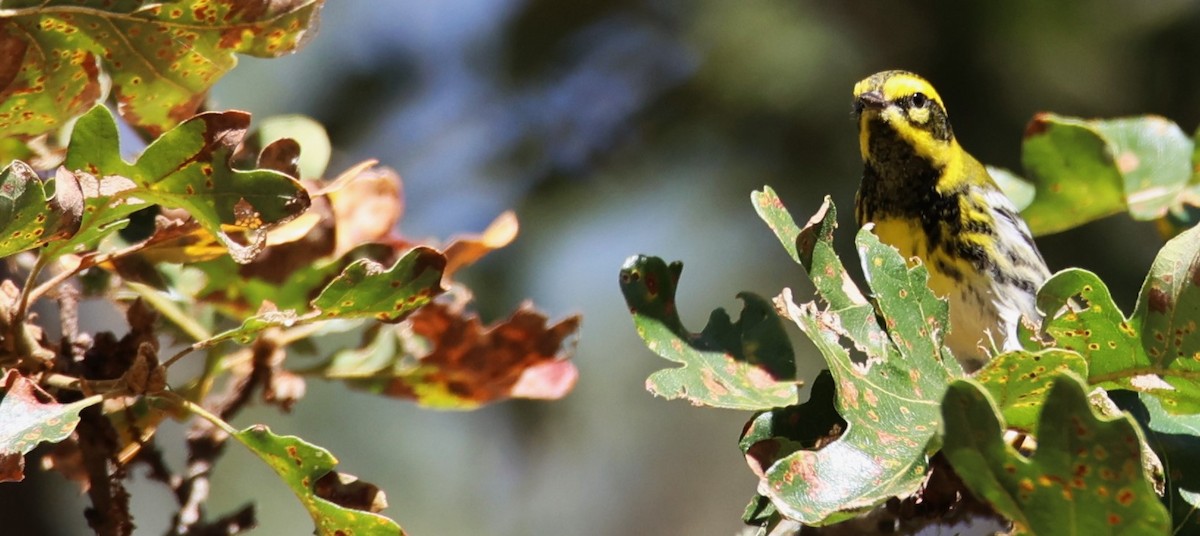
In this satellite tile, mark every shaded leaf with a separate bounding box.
[0,0,323,137]
[973,348,1088,433]
[55,105,311,263]
[0,370,101,483]
[739,370,845,478]
[619,255,801,410]
[233,425,404,536]
[1038,220,1200,412]
[941,374,1169,535]
[1018,114,1193,236]
[760,194,962,525]
[0,162,82,257]
[327,302,580,409]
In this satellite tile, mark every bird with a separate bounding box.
[851,70,1051,372]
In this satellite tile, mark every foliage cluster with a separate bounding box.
[622,112,1200,533]
[0,2,580,534]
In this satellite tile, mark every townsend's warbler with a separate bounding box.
[851,70,1050,371]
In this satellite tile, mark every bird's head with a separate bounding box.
[853,70,956,167]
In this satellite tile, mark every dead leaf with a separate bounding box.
[384,301,581,406]
[329,165,404,257]
[442,211,519,278]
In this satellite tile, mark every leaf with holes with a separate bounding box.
[0,163,82,257]
[0,0,323,138]
[1038,221,1200,413]
[0,371,101,483]
[972,349,1087,433]
[1013,114,1193,236]
[761,195,962,525]
[52,105,311,263]
[326,302,580,409]
[619,255,800,410]
[942,374,1169,535]
[739,370,846,524]
[233,425,404,536]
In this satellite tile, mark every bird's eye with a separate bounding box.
[910,93,929,109]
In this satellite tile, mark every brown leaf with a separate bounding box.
[329,165,404,258]
[384,302,581,406]
[314,471,388,514]
[51,167,84,240]
[257,138,302,178]
[442,211,519,278]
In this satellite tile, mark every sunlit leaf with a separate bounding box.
[54,105,311,263]
[311,247,445,323]
[327,302,580,409]
[0,0,323,138]
[0,163,82,257]
[972,348,1087,433]
[1018,114,1193,236]
[233,425,404,536]
[1038,221,1200,412]
[942,374,1169,535]
[619,255,801,410]
[0,371,101,483]
[757,193,962,525]
[202,246,446,346]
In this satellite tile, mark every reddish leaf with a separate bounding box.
[327,302,581,409]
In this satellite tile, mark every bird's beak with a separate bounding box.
[853,91,886,117]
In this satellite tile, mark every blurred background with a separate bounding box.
[12,1,1200,534]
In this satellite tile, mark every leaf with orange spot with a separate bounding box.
[618,254,801,410]
[1002,114,1193,236]
[50,105,311,263]
[232,425,404,536]
[973,349,1087,433]
[0,0,323,139]
[0,370,101,483]
[0,162,83,258]
[199,246,446,347]
[750,193,962,525]
[1038,221,1200,413]
[325,301,580,409]
[942,373,1168,535]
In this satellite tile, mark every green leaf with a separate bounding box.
[1019,114,1193,235]
[1112,392,1200,531]
[1038,221,1200,412]
[973,349,1088,433]
[0,371,101,482]
[204,247,446,346]
[618,255,801,410]
[739,370,846,505]
[760,194,962,524]
[54,105,311,263]
[989,166,1036,212]
[0,162,82,257]
[311,248,446,322]
[233,425,404,536]
[0,0,323,138]
[942,374,1169,535]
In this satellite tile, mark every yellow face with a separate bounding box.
[852,70,955,167]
